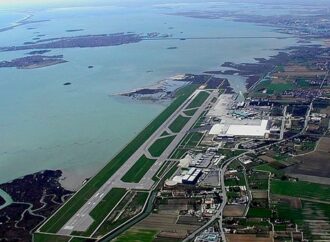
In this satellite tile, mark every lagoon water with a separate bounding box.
[0,1,298,190]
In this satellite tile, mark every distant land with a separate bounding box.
[0,55,67,69]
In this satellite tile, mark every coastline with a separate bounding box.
[0,170,73,241]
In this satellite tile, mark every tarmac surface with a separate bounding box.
[57,88,218,235]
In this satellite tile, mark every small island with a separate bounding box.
[0,55,67,69]
[66,29,84,32]
[26,50,51,55]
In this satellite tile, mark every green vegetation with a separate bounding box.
[248,171,269,190]
[95,192,149,236]
[218,149,245,160]
[33,234,70,242]
[301,140,317,151]
[296,78,311,88]
[255,80,294,94]
[225,173,246,186]
[183,108,197,116]
[275,202,303,222]
[74,188,127,236]
[38,84,198,234]
[170,148,189,159]
[254,163,284,178]
[114,229,158,242]
[160,131,170,137]
[168,115,190,133]
[181,132,203,147]
[69,238,95,242]
[271,180,330,202]
[153,161,171,181]
[273,200,330,240]
[187,91,210,109]
[193,111,207,128]
[247,208,272,218]
[148,136,175,157]
[122,155,156,183]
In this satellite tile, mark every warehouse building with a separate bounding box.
[209,120,270,138]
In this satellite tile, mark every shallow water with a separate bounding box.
[0,1,299,190]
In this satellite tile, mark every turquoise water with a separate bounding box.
[0,189,13,210]
[0,1,298,190]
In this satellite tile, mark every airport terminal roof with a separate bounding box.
[210,120,269,137]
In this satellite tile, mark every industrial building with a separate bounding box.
[209,120,270,138]
[182,168,203,185]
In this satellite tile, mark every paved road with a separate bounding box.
[280,105,287,140]
[183,152,249,242]
[57,88,218,235]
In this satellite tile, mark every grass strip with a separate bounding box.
[121,155,156,183]
[186,91,210,109]
[33,233,71,242]
[148,136,176,157]
[168,115,190,133]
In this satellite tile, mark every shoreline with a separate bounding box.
[0,170,73,241]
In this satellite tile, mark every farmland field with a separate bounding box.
[271,180,330,202]
[285,137,330,183]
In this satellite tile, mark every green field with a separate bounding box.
[114,229,158,242]
[181,132,203,147]
[254,163,284,178]
[148,135,176,157]
[38,84,198,234]
[218,149,245,160]
[95,192,149,237]
[248,171,269,190]
[69,238,96,242]
[183,108,197,116]
[247,207,272,218]
[170,148,189,159]
[160,131,170,137]
[186,91,210,109]
[271,180,330,202]
[225,172,246,186]
[274,200,330,240]
[168,115,190,133]
[33,234,71,242]
[254,80,295,94]
[121,155,156,183]
[152,161,171,181]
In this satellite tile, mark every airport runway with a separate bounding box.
[57,88,218,235]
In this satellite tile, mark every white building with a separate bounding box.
[209,120,269,138]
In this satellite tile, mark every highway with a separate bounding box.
[57,88,218,235]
